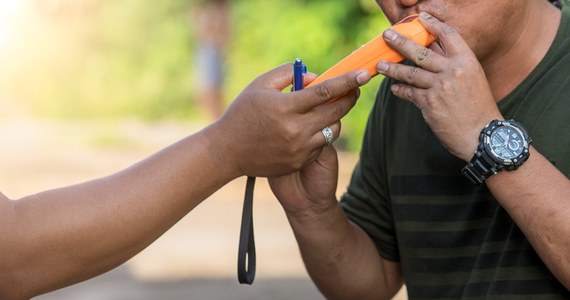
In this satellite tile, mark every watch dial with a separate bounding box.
[490,126,524,159]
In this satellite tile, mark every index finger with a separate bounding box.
[294,70,371,111]
[417,12,470,57]
[383,26,444,72]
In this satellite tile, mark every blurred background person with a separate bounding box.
[189,0,230,120]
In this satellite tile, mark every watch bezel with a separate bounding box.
[480,120,531,170]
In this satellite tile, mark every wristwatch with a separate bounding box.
[462,119,532,185]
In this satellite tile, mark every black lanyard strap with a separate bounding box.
[237,176,256,284]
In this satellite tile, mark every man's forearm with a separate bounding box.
[488,147,570,288]
[286,203,403,300]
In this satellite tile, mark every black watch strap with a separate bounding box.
[237,176,256,284]
[461,145,501,186]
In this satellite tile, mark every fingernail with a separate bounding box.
[419,12,432,19]
[356,71,371,85]
[391,84,399,93]
[377,61,389,73]
[384,29,398,42]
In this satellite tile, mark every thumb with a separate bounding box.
[252,63,295,91]
[314,145,338,172]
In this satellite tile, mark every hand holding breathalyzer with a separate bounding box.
[213,63,370,178]
[376,12,503,162]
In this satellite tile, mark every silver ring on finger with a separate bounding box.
[321,127,334,146]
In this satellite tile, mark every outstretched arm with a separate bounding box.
[0,63,371,299]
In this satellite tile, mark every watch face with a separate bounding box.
[489,125,525,159]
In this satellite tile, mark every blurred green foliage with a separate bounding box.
[2,0,391,151]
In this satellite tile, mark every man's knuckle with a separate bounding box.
[440,78,453,92]
[393,64,401,79]
[405,87,414,100]
[424,93,437,109]
[415,48,433,66]
[408,67,420,83]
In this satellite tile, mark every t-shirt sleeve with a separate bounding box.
[340,80,400,262]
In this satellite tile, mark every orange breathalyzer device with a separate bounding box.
[306,14,435,88]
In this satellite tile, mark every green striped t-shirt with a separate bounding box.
[341,2,570,299]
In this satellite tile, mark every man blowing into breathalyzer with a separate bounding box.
[269,0,570,298]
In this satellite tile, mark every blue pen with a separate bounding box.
[293,58,306,91]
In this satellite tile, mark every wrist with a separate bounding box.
[285,202,358,259]
[285,199,343,231]
[459,114,505,162]
[459,136,480,162]
[201,122,243,181]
